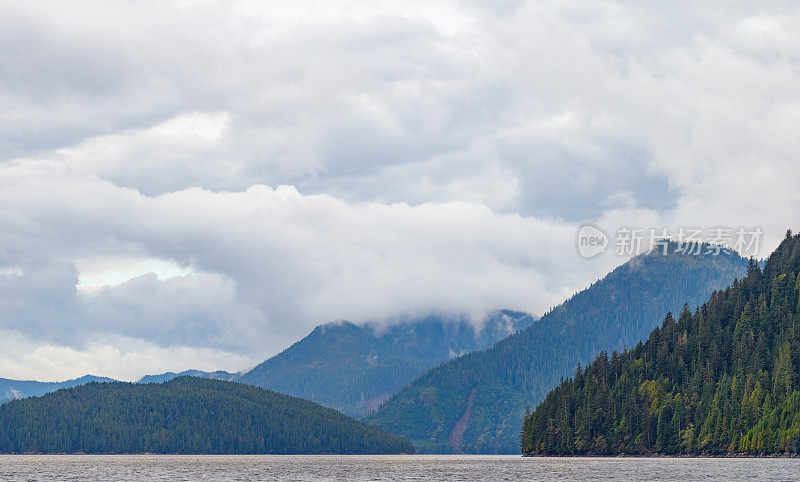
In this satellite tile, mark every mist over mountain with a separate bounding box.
[1,312,532,419]
[238,311,535,417]
[367,244,749,453]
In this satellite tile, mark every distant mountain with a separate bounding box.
[0,371,239,404]
[238,310,535,417]
[0,375,115,404]
[1,312,529,413]
[138,370,238,384]
[367,244,749,453]
[523,232,800,455]
[0,377,414,454]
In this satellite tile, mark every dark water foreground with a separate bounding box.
[1,454,798,481]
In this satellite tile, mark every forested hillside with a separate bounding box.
[239,310,534,417]
[0,377,414,454]
[523,231,800,455]
[367,244,748,453]
[2,312,530,419]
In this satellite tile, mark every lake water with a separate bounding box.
[1,454,799,481]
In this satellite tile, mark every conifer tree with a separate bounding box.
[523,232,800,455]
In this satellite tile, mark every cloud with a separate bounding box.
[0,330,251,382]
[1,168,600,361]
[1,0,799,378]
[1,0,678,218]
[75,256,194,290]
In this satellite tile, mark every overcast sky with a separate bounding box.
[2,0,799,381]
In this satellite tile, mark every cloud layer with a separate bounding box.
[1,0,799,379]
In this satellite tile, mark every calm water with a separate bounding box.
[1,454,799,481]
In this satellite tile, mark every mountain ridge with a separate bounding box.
[0,375,115,404]
[1,311,535,416]
[0,377,415,454]
[238,310,536,417]
[522,231,800,455]
[367,243,749,453]
[138,370,239,384]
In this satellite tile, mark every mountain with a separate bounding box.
[138,370,238,384]
[0,377,414,454]
[1,312,530,414]
[0,371,237,404]
[522,231,800,456]
[238,310,535,417]
[367,244,749,453]
[0,375,115,403]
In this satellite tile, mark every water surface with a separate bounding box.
[1,454,798,481]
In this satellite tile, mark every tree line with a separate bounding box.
[522,231,800,455]
[0,376,414,454]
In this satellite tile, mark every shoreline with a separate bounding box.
[523,453,800,458]
[1,453,798,458]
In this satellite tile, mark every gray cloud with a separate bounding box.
[1,0,799,379]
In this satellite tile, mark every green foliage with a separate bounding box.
[0,377,414,454]
[368,244,747,453]
[522,232,800,455]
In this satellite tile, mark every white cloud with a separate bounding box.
[0,331,252,382]
[76,256,194,290]
[1,0,799,379]
[58,112,233,195]
[0,168,599,360]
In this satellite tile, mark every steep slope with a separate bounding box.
[0,377,414,454]
[0,375,115,404]
[367,244,748,453]
[239,310,534,417]
[523,231,800,455]
[138,370,238,384]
